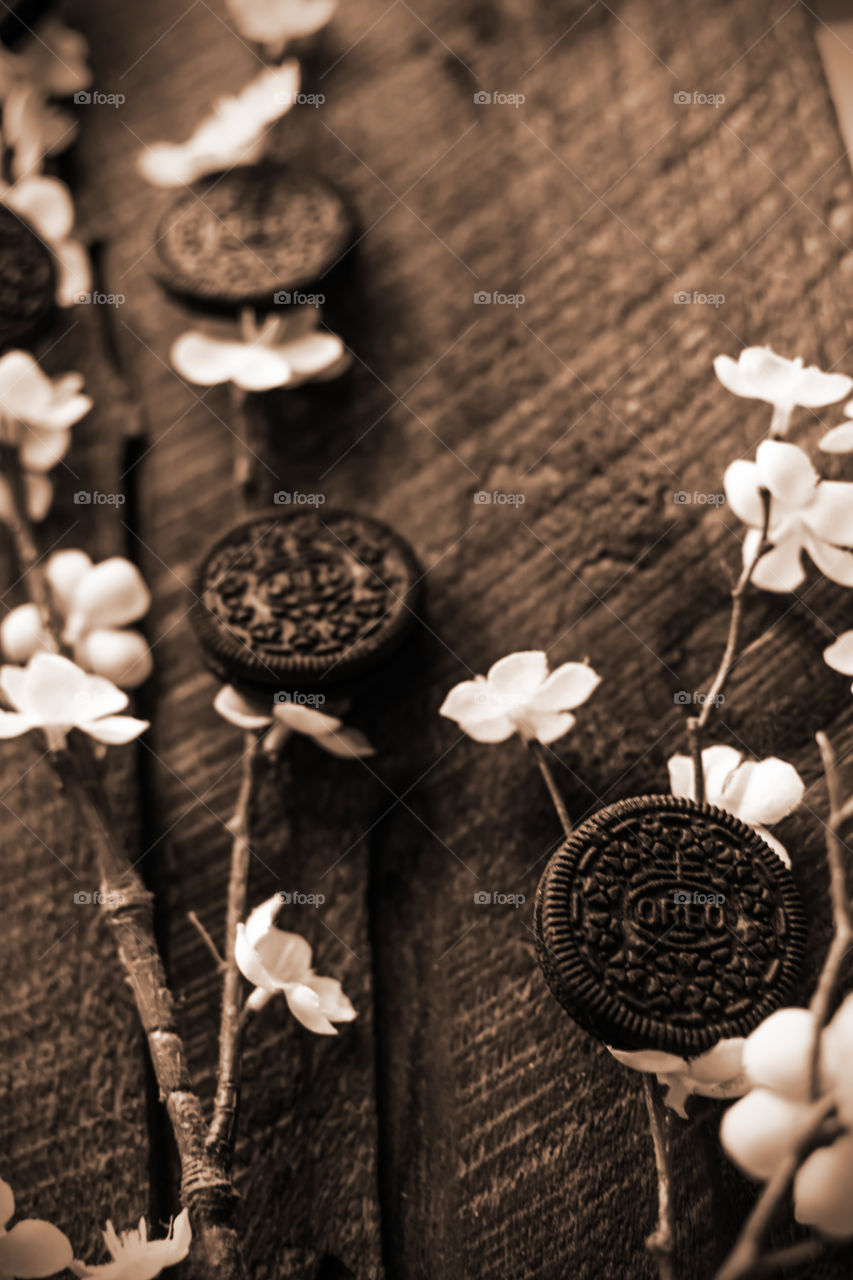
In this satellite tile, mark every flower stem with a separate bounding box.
[51,741,248,1279]
[207,732,263,1161]
[642,1075,676,1280]
[0,443,63,637]
[808,733,853,1097]
[686,488,771,802]
[527,739,572,838]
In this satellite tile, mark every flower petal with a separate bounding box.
[19,422,71,472]
[520,709,576,744]
[755,440,818,507]
[718,756,804,827]
[235,921,274,989]
[794,1135,853,1240]
[721,1088,813,1180]
[284,331,347,379]
[3,174,73,242]
[231,345,293,392]
[804,535,853,587]
[824,631,853,676]
[486,650,548,698]
[667,752,696,801]
[527,661,600,711]
[460,714,516,743]
[439,677,499,726]
[0,710,33,736]
[819,422,853,453]
[213,684,271,730]
[0,1217,73,1278]
[0,603,50,664]
[80,714,149,744]
[697,745,743,806]
[256,926,315,985]
[274,701,342,737]
[284,981,339,1034]
[170,332,237,386]
[750,534,806,593]
[805,481,853,546]
[724,460,766,527]
[305,973,357,1023]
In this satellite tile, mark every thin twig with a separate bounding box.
[527,739,572,838]
[207,732,263,1160]
[187,910,225,970]
[808,734,853,1097]
[687,488,771,801]
[642,1075,676,1280]
[714,1095,837,1280]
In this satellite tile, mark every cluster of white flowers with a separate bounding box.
[0,1176,190,1279]
[0,19,91,306]
[722,1003,853,1239]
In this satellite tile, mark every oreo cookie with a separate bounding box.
[0,204,55,348]
[535,795,806,1056]
[191,508,422,691]
[154,165,353,309]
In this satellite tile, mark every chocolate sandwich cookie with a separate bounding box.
[0,204,55,349]
[535,794,806,1057]
[154,165,353,309]
[191,508,422,691]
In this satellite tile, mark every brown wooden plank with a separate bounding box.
[5,0,853,1276]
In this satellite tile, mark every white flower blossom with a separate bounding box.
[214,685,373,758]
[0,349,91,521]
[1,552,152,689]
[71,1209,191,1279]
[439,650,600,745]
[171,309,349,393]
[0,652,148,751]
[235,894,356,1034]
[722,1000,853,1240]
[724,439,853,592]
[714,347,852,437]
[667,744,803,866]
[137,63,300,187]
[609,1039,747,1118]
[0,1177,73,1279]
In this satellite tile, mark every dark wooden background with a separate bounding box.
[4,0,853,1276]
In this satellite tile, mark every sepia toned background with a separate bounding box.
[3,0,853,1276]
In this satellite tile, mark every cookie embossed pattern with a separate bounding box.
[535,795,807,1056]
[191,509,423,690]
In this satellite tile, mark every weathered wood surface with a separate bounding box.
[4,0,853,1277]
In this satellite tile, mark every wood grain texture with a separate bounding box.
[5,0,853,1276]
